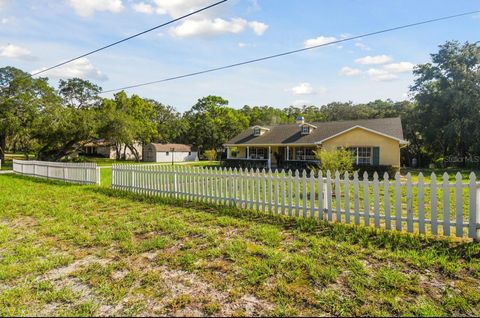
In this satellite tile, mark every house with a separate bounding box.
[224,117,408,169]
[143,143,198,163]
[82,139,143,160]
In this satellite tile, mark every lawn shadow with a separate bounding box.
[89,186,480,262]
[2,173,94,187]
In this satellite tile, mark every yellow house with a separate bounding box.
[224,117,408,169]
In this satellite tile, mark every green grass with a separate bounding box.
[0,174,479,316]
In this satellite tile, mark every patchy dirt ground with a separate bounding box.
[32,251,274,316]
[0,175,479,316]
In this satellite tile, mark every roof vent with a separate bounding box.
[296,116,305,124]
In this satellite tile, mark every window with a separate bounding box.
[292,147,316,160]
[301,126,310,135]
[188,152,191,156]
[249,147,267,159]
[348,147,372,165]
[166,152,169,156]
[253,128,261,136]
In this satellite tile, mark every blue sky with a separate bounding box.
[1,0,479,111]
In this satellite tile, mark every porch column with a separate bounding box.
[286,146,289,161]
[226,147,231,159]
[246,146,249,159]
[268,146,271,169]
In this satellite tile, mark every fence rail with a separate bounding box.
[112,164,480,241]
[13,159,100,185]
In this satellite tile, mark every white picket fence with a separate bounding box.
[111,164,480,241]
[13,159,100,185]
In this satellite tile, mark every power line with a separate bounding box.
[101,9,480,94]
[30,0,228,77]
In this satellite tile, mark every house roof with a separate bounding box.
[225,117,406,146]
[148,143,192,152]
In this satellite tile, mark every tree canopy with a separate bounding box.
[1,40,479,167]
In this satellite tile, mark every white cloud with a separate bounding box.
[131,0,268,38]
[0,44,35,60]
[354,42,371,51]
[132,2,154,14]
[1,17,8,24]
[355,54,392,65]
[67,0,124,18]
[383,62,415,73]
[304,36,336,48]
[169,18,267,38]
[248,21,268,36]
[32,58,107,81]
[288,82,326,96]
[367,68,398,81]
[238,42,247,48]
[152,0,216,17]
[339,66,361,76]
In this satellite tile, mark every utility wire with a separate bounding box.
[101,9,480,94]
[30,0,228,77]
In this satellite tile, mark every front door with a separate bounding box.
[277,147,286,167]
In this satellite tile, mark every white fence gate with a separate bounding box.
[112,164,480,241]
[13,159,100,185]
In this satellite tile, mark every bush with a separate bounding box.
[353,165,399,178]
[315,149,354,175]
[222,159,268,170]
[204,149,217,161]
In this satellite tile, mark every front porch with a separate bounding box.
[224,145,320,170]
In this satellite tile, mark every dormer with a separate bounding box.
[300,123,317,135]
[252,126,270,136]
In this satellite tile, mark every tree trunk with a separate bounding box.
[127,144,140,162]
[115,143,121,160]
[0,133,5,161]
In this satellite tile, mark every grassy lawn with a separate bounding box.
[99,161,220,187]
[83,157,220,168]
[401,168,480,183]
[0,174,479,316]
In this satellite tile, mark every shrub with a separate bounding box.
[204,149,217,161]
[353,164,399,178]
[315,149,354,175]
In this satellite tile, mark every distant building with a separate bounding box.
[143,143,198,163]
[224,117,408,169]
[82,139,142,160]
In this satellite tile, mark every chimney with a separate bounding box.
[296,116,305,125]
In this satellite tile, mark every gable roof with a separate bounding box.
[225,117,406,146]
[148,143,192,152]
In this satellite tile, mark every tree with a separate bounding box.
[240,105,289,126]
[98,92,158,161]
[182,96,249,152]
[411,41,480,166]
[148,99,187,143]
[0,67,58,160]
[58,78,102,109]
[204,149,217,161]
[35,78,101,160]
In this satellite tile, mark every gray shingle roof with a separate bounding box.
[149,143,192,152]
[225,117,405,146]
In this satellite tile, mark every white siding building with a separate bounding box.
[83,140,142,160]
[144,143,198,163]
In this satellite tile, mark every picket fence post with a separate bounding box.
[106,165,480,241]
